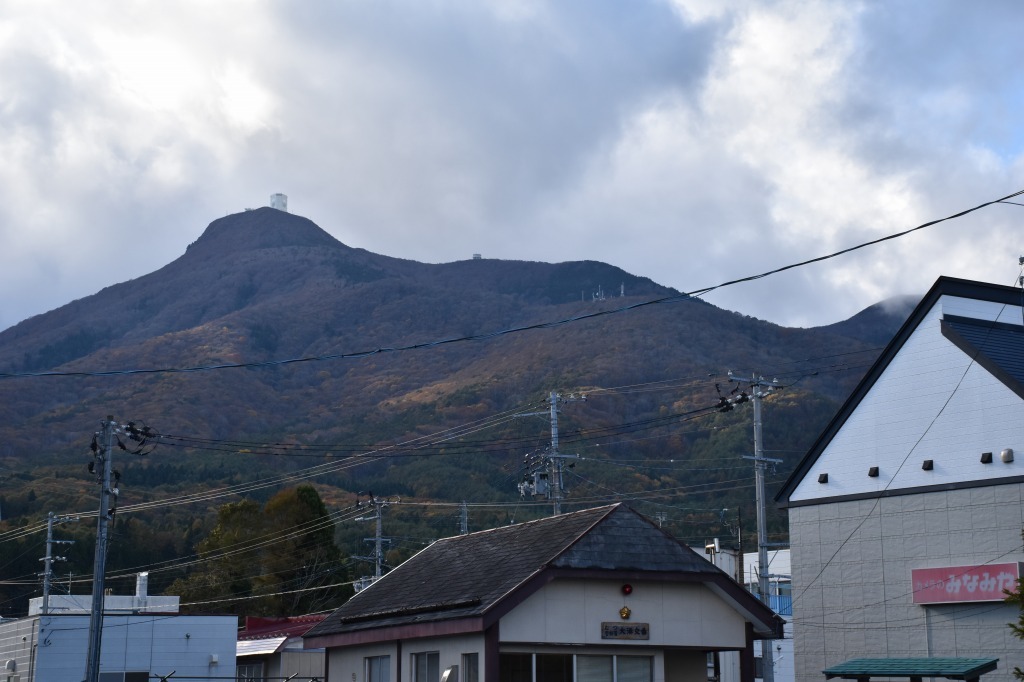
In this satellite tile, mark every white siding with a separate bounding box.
[791,295,1024,503]
[16,614,238,682]
[499,579,746,649]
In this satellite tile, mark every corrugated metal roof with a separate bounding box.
[236,636,287,657]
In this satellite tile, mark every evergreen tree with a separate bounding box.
[169,486,350,617]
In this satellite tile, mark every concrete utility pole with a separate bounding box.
[85,416,118,682]
[516,391,585,515]
[729,373,781,682]
[354,494,396,582]
[40,512,76,615]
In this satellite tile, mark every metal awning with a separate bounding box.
[237,636,288,657]
[824,658,999,682]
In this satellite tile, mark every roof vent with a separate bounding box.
[817,473,828,484]
[922,459,934,471]
[980,452,993,464]
[868,467,879,478]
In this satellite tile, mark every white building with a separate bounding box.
[776,276,1024,682]
[0,578,236,682]
[305,505,784,682]
[742,551,792,682]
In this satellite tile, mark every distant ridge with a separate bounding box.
[815,294,920,346]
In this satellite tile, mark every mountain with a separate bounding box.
[817,294,919,346]
[0,209,910,612]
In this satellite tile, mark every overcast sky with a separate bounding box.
[2,1,1023,333]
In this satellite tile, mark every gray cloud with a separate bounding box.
[0,0,1022,332]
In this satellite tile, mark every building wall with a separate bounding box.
[329,635,486,682]
[1,614,238,682]
[499,579,746,649]
[786,292,1024,682]
[0,618,38,681]
[790,488,1024,682]
[276,649,326,680]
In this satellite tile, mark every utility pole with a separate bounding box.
[728,373,781,682]
[354,493,396,583]
[516,391,585,515]
[85,416,117,682]
[83,417,155,682]
[40,512,76,615]
[459,501,469,535]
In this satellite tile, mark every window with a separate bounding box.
[577,656,612,682]
[413,652,440,682]
[535,655,572,682]
[237,662,265,682]
[367,656,391,682]
[500,654,651,682]
[462,653,480,682]
[100,673,150,682]
[500,653,532,682]
[616,657,652,682]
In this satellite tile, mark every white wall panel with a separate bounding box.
[499,579,746,649]
[791,296,1024,503]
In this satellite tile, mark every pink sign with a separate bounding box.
[911,563,1021,604]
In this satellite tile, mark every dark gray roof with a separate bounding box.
[776,277,1024,506]
[942,315,1024,399]
[305,504,770,641]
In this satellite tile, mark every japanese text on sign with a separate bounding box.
[911,563,1021,604]
[601,623,650,640]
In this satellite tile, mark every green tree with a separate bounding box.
[254,485,349,615]
[169,486,350,617]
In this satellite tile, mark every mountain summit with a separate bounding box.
[187,207,350,254]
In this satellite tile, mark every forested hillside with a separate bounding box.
[0,209,915,617]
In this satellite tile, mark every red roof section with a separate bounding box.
[239,614,328,640]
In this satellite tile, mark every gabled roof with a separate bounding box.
[776,276,1024,505]
[304,504,782,644]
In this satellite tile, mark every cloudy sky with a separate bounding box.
[1,0,1023,332]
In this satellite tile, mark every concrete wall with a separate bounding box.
[790,488,1024,682]
[500,578,747,649]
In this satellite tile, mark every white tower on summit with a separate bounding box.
[270,193,288,212]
